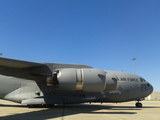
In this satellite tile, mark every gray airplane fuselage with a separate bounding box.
[0,57,153,107]
[0,71,153,105]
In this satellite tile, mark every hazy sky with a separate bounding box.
[0,0,160,91]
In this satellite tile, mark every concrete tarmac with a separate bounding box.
[0,99,160,120]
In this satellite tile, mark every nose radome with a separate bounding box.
[148,83,153,95]
[150,84,153,94]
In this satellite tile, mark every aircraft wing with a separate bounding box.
[0,57,45,68]
[0,57,92,80]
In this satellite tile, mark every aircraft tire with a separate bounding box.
[135,102,142,108]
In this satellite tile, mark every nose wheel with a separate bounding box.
[135,102,142,108]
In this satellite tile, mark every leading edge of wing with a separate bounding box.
[0,57,93,80]
[0,57,45,68]
[0,57,92,69]
[0,57,93,74]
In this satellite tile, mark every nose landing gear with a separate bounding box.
[135,102,142,108]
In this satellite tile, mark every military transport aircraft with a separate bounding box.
[0,57,153,108]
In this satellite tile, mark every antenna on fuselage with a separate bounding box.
[132,58,136,74]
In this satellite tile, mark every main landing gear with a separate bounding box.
[135,102,142,108]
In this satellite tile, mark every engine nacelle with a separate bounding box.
[56,68,106,92]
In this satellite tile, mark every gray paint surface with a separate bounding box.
[0,57,153,107]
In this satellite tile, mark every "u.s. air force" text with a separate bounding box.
[121,78,138,82]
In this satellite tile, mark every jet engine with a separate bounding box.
[46,68,118,92]
[47,68,106,92]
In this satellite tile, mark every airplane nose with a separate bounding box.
[150,84,153,93]
[147,83,153,94]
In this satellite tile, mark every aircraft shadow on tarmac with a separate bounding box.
[0,104,26,108]
[0,103,143,120]
[0,103,159,120]
[0,103,158,119]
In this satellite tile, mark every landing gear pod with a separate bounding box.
[56,68,106,92]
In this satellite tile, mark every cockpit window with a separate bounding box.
[140,78,146,82]
[147,83,150,87]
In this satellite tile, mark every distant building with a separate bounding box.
[145,92,160,100]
